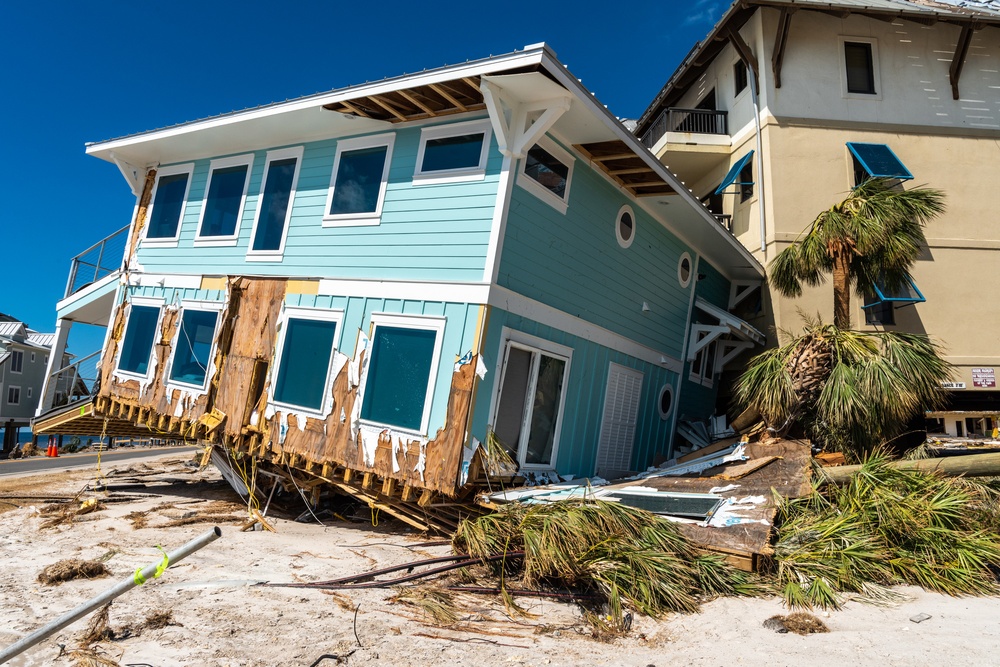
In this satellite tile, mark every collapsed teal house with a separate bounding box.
[36,43,765,528]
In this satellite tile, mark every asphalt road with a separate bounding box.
[0,446,201,477]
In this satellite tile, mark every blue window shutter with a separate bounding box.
[847,143,913,180]
[714,151,755,195]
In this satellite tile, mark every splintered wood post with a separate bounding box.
[362,472,375,490]
[400,484,416,502]
[343,468,354,483]
[321,463,332,479]
[309,486,321,508]
[381,478,396,497]
[418,489,435,508]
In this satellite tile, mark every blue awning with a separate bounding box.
[862,277,925,309]
[714,151,754,195]
[847,143,913,180]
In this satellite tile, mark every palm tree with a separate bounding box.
[769,177,945,328]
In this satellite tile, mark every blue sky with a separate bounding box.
[0,0,726,356]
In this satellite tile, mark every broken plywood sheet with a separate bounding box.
[614,439,813,566]
[707,455,780,480]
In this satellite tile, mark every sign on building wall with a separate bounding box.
[941,382,966,389]
[972,368,996,388]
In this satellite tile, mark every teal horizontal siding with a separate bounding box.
[135,117,502,283]
[470,307,679,479]
[497,139,696,360]
[284,292,480,435]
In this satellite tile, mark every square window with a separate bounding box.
[168,308,220,389]
[739,162,754,202]
[517,137,575,214]
[734,61,748,96]
[689,331,717,387]
[249,148,302,256]
[196,155,253,242]
[844,41,876,95]
[324,134,394,226]
[272,311,342,414]
[413,120,491,184]
[10,350,22,373]
[117,304,161,377]
[145,165,194,242]
[360,316,444,433]
[7,386,19,405]
[864,293,895,326]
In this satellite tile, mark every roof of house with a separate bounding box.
[27,332,56,348]
[86,43,765,281]
[0,321,27,339]
[635,0,1000,136]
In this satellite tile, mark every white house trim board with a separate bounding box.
[488,285,682,373]
[129,273,204,290]
[483,153,516,284]
[687,325,729,361]
[109,151,146,196]
[717,340,753,373]
[729,280,761,310]
[318,278,490,304]
[480,77,572,159]
[694,297,765,345]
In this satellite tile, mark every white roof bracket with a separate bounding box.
[716,340,753,373]
[481,75,572,159]
[688,324,728,361]
[729,280,762,310]
[694,297,765,346]
[109,151,148,197]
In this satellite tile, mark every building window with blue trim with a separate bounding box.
[848,143,913,186]
[169,308,220,389]
[714,151,754,203]
[117,304,161,377]
[271,310,341,414]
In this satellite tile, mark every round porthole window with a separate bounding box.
[616,205,635,248]
[658,384,674,420]
[678,252,693,288]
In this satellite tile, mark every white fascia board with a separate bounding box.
[55,272,120,314]
[536,53,765,281]
[127,273,204,290]
[85,48,548,160]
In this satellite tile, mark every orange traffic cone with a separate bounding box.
[52,443,59,458]
[46,443,53,457]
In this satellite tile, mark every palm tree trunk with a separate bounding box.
[832,252,851,329]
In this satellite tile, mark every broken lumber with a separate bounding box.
[819,452,1000,485]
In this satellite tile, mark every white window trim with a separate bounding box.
[113,297,165,384]
[733,59,749,104]
[268,306,345,419]
[358,312,447,436]
[488,328,573,471]
[688,331,716,388]
[7,385,20,406]
[164,300,225,395]
[10,350,22,374]
[678,252,694,288]
[413,119,492,185]
[658,384,674,420]
[323,133,395,227]
[246,146,304,260]
[30,352,35,363]
[840,36,882,101]
[194,154,254,246]
[142,163,195,248]
[616,204,636,249]
[516,135,575,215]
[26,386,32,399]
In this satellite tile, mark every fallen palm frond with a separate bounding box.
[453,500,759,630]
[774,452,1000,609]
[67,648,121,667]
[140,610,178,631]
[161,512,247,527]
[764,612,829,635]
[391,585,462,626]
[78,603,113,645]
[124,511,150,529]
[37,559,111,585]
[40,499,106,529]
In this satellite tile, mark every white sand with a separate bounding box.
[0,455,997,667]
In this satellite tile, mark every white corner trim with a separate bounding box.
[483,153,516,284]
[317,278,490,304]
[488,285,682,372]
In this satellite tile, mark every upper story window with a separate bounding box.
[413,119,491,184]
[734,61,748,97]
[6,386,19,406]
[195,155,253,245]
[360,314,445,434]
[10,350,22,374]
[116,302,162,378]
[842,38,879,97]
[248,147,303,258]
[324,134,395,227]
[847,142,913,186]
[145,164,194,245]
[517,137,574,214]
[740,161,754,203]
[616,205,635,249]
[167,304,222,391]
[271,308,343,416]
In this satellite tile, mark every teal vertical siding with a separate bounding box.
[470,308,680,479]
[283,292,480,435]
[695,259,730,309]
[135,116,502,282]
[497,139,697,360]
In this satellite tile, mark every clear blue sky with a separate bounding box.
[0,0,726,356]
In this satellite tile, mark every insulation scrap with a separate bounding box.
[38,559,111,585]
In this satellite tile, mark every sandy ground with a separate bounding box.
[0,454,998,667]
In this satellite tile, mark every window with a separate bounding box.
[616,205,635,248]
[196,155,253,243]
[271,308,342,415]
[323,134,394,226]
[30,353,35,363]
[847,143,913,186]
[864,293,895,326]
[492,333,571,469]
[678,253,693,288]
[844,40,877,95]
[27,387,32,399]
[116,303,162,377]
[10,350,22,374]
[517,137,574,214]
[658,384,674,420]
[714,151,754,198]
[689,331,717,387]
[168,306,221,390]
[248,147,302,257]
[739,161,754,202]
[360,314,445,433]
[863,276,925,326]
[7,386,19,405]
[734,61,748,96]
[413,120,491,183]
[145,164,194,243]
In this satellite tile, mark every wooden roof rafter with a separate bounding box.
[322,75,487,123]
[576,140,677,197]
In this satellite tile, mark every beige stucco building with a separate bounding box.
[635,0,1000,437]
